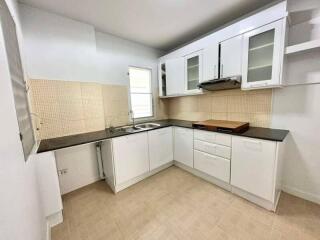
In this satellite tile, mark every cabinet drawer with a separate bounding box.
[194,140,231,159]
[194,130,231,146]
[194,150,230,183]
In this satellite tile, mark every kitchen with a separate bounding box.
[0,0,320,240]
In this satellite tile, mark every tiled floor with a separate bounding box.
[52,166,320,240]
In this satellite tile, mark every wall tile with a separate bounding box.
[198,95,212,113]
[168,89,272,127]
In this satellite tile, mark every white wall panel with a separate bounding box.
[272,84,320,204]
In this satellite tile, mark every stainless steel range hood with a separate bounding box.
[198,76,241,91]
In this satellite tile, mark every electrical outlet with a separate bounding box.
[58,169,68,176]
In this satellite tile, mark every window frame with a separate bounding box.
[128,66,154,120]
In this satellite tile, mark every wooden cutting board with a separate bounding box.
[192,120,249,133]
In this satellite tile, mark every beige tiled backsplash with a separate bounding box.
[29,79,270,140]
[28,79,169,140]
[167,89,273,127]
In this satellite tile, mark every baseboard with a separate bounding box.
[232,186,277,211]
[282,185,320,205]
[47,211,63,228]
[173,161,232,192]
[114,162,174,193]
[46,221,51,240]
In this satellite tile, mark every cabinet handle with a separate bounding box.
[243,139,262,150]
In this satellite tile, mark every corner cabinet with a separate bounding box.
[241,19,286,89]
[184,50,203,94]
[174,127,194,168]
[148,127,173,171]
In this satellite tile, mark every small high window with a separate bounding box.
[129,67,153,119]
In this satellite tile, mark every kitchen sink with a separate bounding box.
[111,126,142,133]
[110,123,160,134]
[135,123,161,129]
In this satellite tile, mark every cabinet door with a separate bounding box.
[203,43,219,80]
[149,127,173,171]
[184,50,203,93]
[231,136,277,201]
[113,132,149,185]
[220,35,243,78]
[166,58,185,96]
[242,19,285,89]
[174,127,193,168]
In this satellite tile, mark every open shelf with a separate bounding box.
[249,42,274,51]
[285,39,320,55]
[248,64,272,71]
[187,64,199,69]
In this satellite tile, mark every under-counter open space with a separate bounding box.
[53,167,320,240]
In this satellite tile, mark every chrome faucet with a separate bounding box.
[129,110,136,128]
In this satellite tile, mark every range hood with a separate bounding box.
[198,76,241,91]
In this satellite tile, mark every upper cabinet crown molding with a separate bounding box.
[158,1,287,97]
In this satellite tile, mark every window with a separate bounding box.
[129,67,153,118]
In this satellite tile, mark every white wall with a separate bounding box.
[270,0,320,204]
[96,31,162,86]
[0,1,46,240]
[19,4,98,82]
[18,4,163,195]
[272,84,320,204]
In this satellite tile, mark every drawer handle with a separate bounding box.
[243,139,262,150]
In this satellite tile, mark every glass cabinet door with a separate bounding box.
[185,50,203,92]
[242,19,284,89]
[247,29,275,83]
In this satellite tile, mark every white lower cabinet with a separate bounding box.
[194,140,231,159]
[174,127,193,167]
[102,125,284,210]
[231,136,277,201]
[194,150,230,183]
[112,132,149,185]
[148,127,173,171]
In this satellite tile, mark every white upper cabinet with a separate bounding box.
[241,19,285,89]
[184,50,203,93]
[158,2,287,94]
[203,42,219,80]
[149,127,173,171]
[220,35,243,78]
[166,57,185,96]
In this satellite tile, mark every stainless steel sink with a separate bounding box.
[135,123,161,130]
[110,123,160,134]
[111,126,142,133]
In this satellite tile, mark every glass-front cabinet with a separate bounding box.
[242,19,285,89]
[184,50,203,93]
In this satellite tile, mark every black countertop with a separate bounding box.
[37,119,289,153]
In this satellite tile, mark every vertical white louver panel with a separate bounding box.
[0,0,35,160]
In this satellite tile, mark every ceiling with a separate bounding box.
[19,0,275,51]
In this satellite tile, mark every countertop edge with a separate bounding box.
[37,119,289,153]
